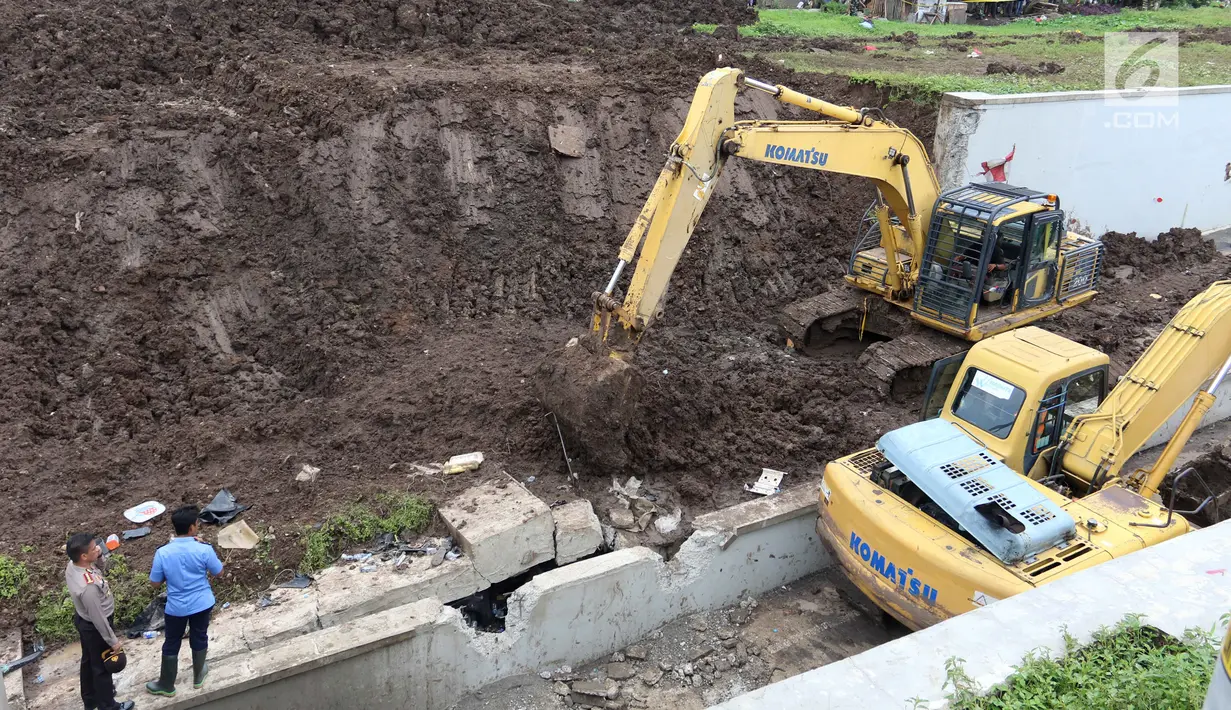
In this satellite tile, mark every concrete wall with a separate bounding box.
[148,486,829,710]
[713,519,1231,710]
[934,86,1231,237]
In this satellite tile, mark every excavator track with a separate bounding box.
[779,289,967,400]
[858,329,968,400]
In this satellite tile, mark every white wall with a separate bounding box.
[934,86,1231,238]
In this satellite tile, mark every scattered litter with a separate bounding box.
[359,565,376,573]
[277,573,314,589]
[296,464,321,484]
[860,19,874,29]
[863,45,877,51]
[968,49,983,58]
[199,489,248,525]
[654,507,682,535]
[124,500,166,524]
[142,631,158,640]
[1,639,45,675]
[257,595,281,608]
[745,468,786,496]
[1150,293,1163,300]
[662,369,669,375]
[445,547,462,561]
[105,534,121,551]
[443,451,484,475]
[565,336,579,348]
[924,50,935,55]
[121,527,151,541]
[35,674,43,684]
[126,594,167,638]
[611,476,643,499]
[525,476,536,484]
[217,520,260,550]
[222,602,231,609]
[341,553,373,562]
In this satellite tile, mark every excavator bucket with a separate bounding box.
[536,337,644,473]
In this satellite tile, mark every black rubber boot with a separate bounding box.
[192,650,209,689]
[144,655,177,697]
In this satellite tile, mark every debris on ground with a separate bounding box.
[275,573,314,590]
[199,489,248,526]
[217,520,261,550]
[295,464,321,484]
[123,501,166,524]
[121,527,151,541]
[744,469,786,496]
[443,452,485,475]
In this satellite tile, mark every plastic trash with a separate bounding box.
[199,489,249,525]
[143,631,157,640]
[124,501,166,524]
[340,553,372,562]
[121,527,151,541]
[359,565,376,573]
[105,534,121,551]
[277,573,314,589]
[125,594,167,638]
[222,602,231,610]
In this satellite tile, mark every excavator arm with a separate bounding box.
[590,67,940,355]
[1061,280,1231,493]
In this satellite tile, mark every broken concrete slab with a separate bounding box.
[607,661,635,680]
[692,484,819,550]
[315,555,485,628]
[548,125,586,158]
[439,472,555,583]
[552,499,602,565]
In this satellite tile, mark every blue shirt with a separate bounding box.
[149,537,224,617]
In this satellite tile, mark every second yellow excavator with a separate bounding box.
[818,281,1231,629]
[540,67,1103,455]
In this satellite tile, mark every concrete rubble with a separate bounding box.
[439,472,556,583]
[552,499,603,565]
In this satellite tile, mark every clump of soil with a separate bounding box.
[986,60,1065,76]
[1100,227,1218,274]
[1180,27,1231,46]
[892,31,920,47]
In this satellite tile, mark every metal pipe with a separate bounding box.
[743,77,780,95]
[604,260,627,295]
[743,77,863,124]
[1210,352,1231,393]
[898,155,917,219]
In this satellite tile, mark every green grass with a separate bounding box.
[0,556,29,600]
[726,7,1231,38]
[34,553,157,642]
[299,494,433,573]
[943,615,1221,709]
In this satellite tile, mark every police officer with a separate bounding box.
[65,533,136,710]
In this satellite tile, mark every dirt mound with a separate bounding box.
[986,61,1065,76]
[1180,27,1231,46]
[1100,227,1218,274]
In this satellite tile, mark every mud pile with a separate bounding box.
[0,0,940,623]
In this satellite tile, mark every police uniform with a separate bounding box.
[65,554,125,710]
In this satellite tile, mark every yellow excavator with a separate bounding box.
[540,67,1103,452]
[817,281,1231,630]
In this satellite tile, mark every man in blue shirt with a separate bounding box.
[144,506,224,697]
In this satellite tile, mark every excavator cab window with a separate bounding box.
[1026,367,1108,472]
[1018,213,1063,308]
[921,352,967,421]
[1061,369,1106,429]
[951,368,1027,439]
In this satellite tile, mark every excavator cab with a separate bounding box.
[912,183,1080,335]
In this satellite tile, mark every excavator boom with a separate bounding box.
[592,67,937,348]
[1061,280,1231,488]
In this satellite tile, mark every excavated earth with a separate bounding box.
[2,0,1230,635]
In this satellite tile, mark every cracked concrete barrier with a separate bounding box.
[440,472,556,583]
[129,485,828,710]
